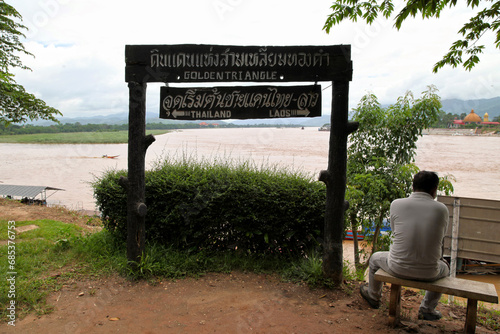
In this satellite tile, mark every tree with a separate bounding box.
[324,0,500,72]
[345,85,454,270]
[0,1,60,126]
[432,110,461,127]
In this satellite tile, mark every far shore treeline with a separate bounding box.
[0,121,301,136]
[1,106,499,136]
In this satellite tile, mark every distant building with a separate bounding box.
[481,112,500,126]
[198,122,219,127]
[463,109,482,124]
[451,109,500,128]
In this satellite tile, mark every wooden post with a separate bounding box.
[319,80,358,285]
[126,81,155,265]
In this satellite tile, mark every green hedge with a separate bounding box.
[93,159,326,257]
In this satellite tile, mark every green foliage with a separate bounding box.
[0,2,31,75]
[345,86,452,266]
[431,110,462,128]
[0,1,61,125]
[342,260,366,282]
[121,241,293,280]
[323,0,500,72]
[93,158,326,258]
[282,251,335,288]
[438,173,456,196]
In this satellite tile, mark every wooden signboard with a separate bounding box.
[159,85,321,120]
[125,44,352,83]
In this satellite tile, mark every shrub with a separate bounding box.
[93,158,326,257]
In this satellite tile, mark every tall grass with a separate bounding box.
[93,156,326,257]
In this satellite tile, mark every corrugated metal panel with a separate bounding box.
[439,196,500,263]
[0,184,63,199]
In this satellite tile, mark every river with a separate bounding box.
[2,127,500,209]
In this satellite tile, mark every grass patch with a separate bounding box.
[282,251,335,288]
[478,306,500,331]
[0,220,127,321]
[0,130,169,144]
[1,219,86,320]
[121,242,295,281]
[0,219,82,242]
[446,297,500,331]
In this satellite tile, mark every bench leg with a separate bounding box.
[464,299,478,334]
[388,283,402,327]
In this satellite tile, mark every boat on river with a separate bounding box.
[318,124,330,131]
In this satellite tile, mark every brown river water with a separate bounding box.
[3,127,499,209]
[1,127,499,306]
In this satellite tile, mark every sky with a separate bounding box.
[12,0,500,119]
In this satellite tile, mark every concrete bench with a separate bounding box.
[374,269,498,334]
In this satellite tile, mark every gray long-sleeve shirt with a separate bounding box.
[388,192,449,280]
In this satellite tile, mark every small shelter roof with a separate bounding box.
[0,184,64,199]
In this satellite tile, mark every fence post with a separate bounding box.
[448,197,460,303]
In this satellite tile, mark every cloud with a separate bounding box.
[12,0,500,118]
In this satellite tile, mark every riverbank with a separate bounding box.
[423,128,500,136]
[1,127,498,144]
[0,130,170,144]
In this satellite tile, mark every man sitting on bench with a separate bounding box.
[360,170,450,320]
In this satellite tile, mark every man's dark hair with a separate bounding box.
[413,171,439,194]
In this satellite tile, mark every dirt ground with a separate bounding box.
[1,198,498,334]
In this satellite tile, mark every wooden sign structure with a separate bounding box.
[124,44,357,284]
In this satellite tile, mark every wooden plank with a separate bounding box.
[374,269,498,304]
[125,44,352,83]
